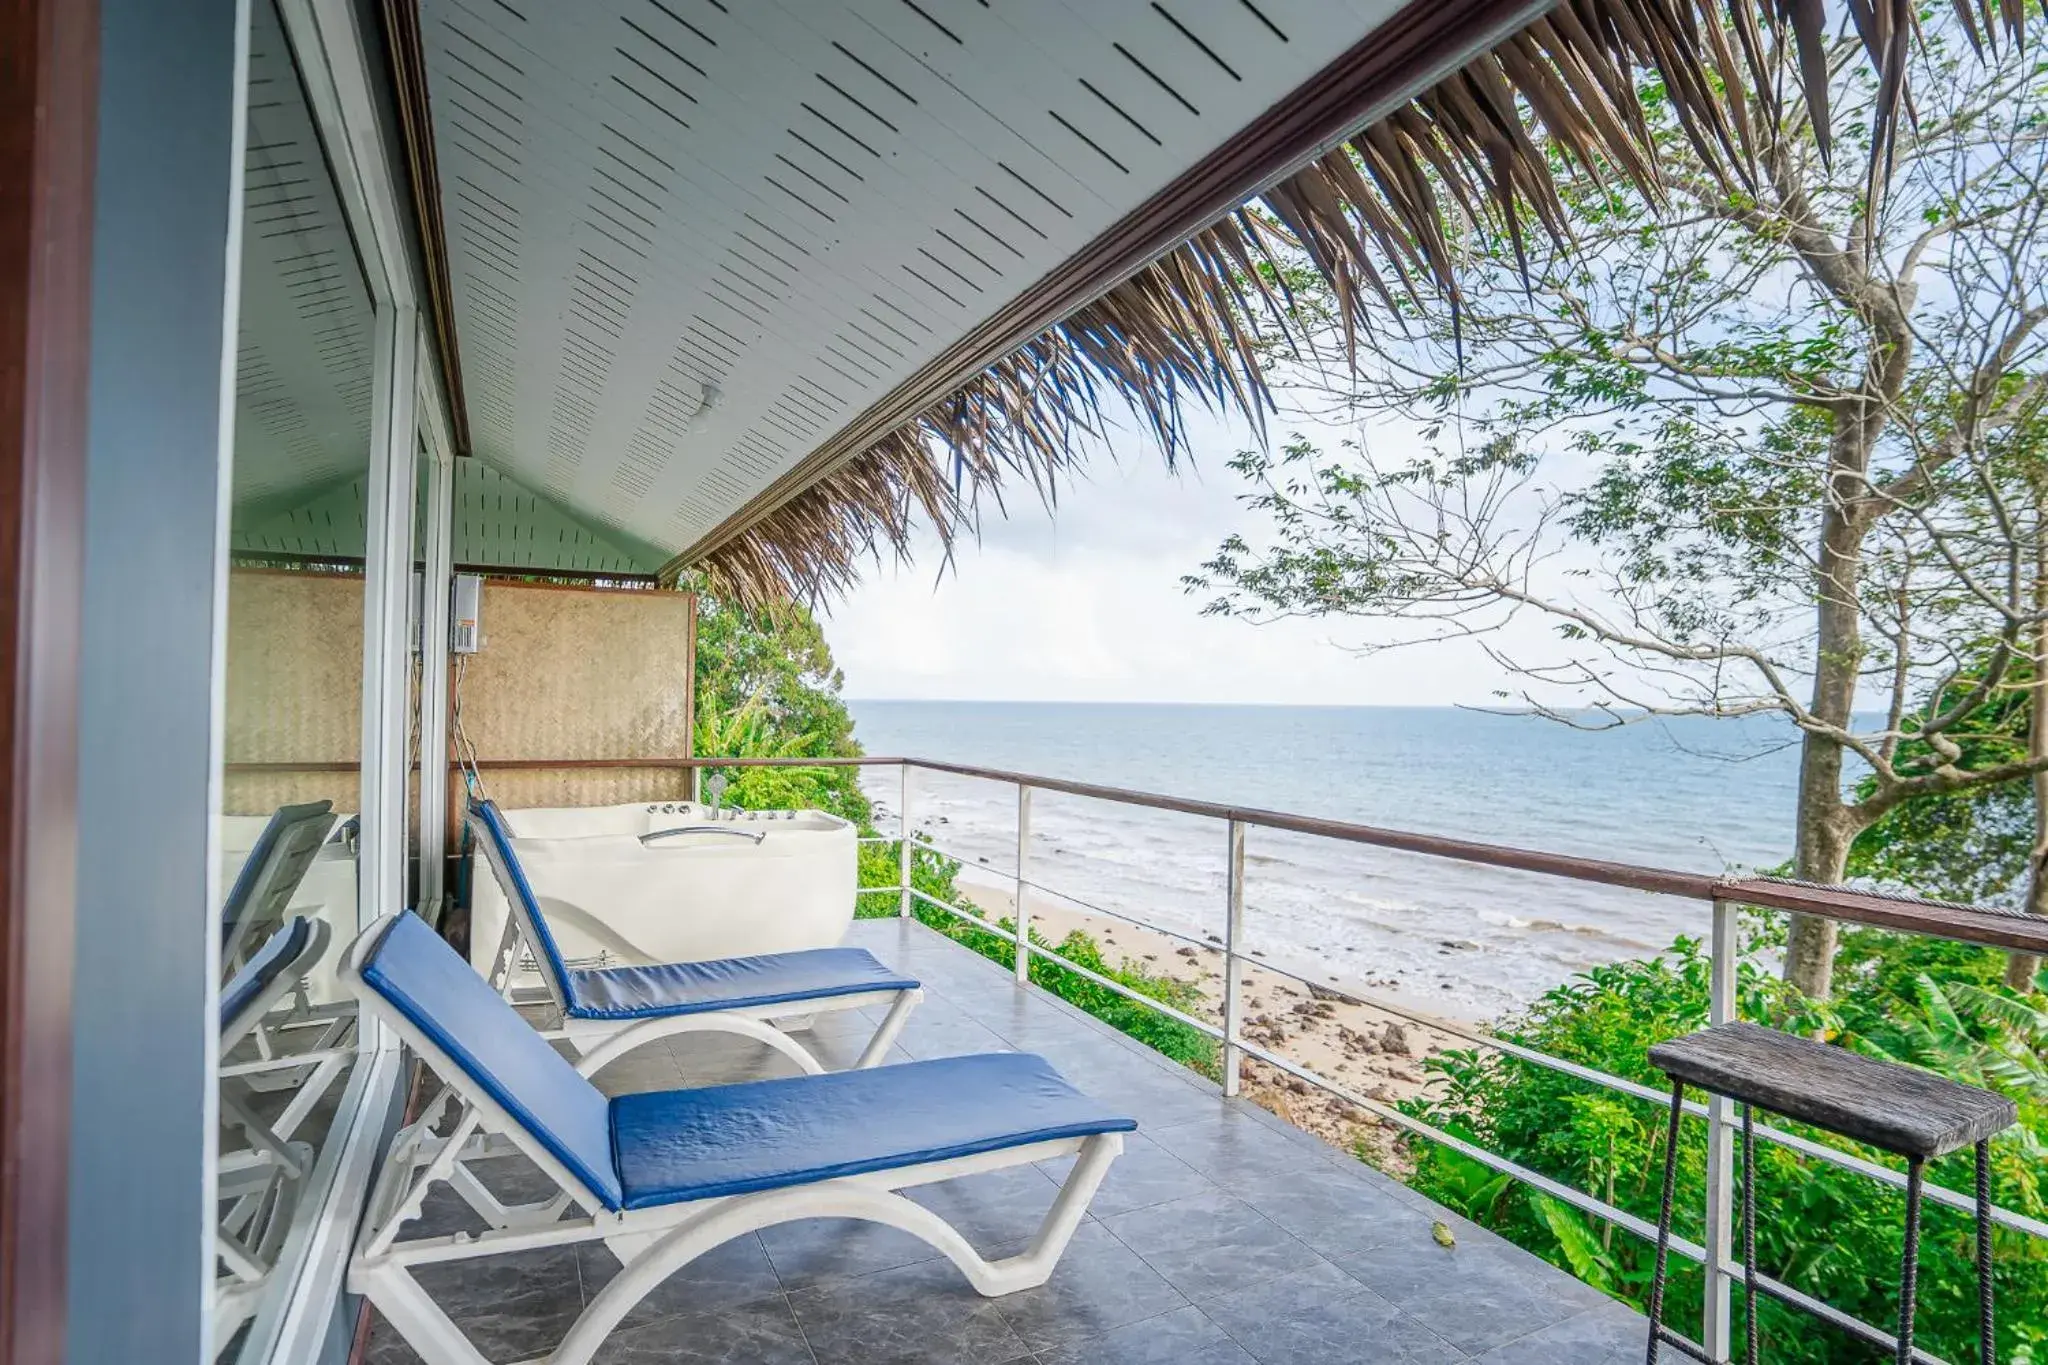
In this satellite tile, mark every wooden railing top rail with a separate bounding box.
[671,753,2048,956]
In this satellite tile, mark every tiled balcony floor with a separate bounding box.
[365,917,1647,1364]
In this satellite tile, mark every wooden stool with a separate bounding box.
[1645,1021,2016,1364]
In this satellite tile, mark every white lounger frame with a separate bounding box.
[216,918,357,1346]
[471,811,922,1078]
[342,922,1123,1365]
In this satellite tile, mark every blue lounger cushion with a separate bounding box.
[360,912,627,1210]
[471,798,921,1020]
[358,913,1133,1215]
[609,1052,1137,1210]
[221,916,314,1032]
[565,947,919,1021]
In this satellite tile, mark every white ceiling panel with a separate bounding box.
[234,0,376,520]
[419,0,1403,558]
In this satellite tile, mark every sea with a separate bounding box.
[847,701,1806,1021]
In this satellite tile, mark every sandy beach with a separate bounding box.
[951,878,1464,1166]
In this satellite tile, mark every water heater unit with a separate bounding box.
[451,573,483,653]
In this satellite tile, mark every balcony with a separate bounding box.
[365,912,1645,1365]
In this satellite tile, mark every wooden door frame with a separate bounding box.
[0,0,95,1360]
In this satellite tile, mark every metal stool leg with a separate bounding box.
[1645,1078,1686,1365]
[1899,1158,1925,1365]
[1741,1103,1759,1364]
[1976,1140,1995,1365]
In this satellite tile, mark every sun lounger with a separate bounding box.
[343,911,1133,1365]
[216,915,350,1345]
[469,799,922,1077]
[220,799,336,971]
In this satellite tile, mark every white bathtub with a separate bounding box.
[468,801,860,977]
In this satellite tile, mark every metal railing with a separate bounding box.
[684,752,2047,1361]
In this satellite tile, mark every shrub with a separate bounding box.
[1401,936,2048,1362]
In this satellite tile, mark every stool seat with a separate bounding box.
[1649,1020,2016,1160]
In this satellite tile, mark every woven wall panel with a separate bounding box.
[225,569,365,762]
[223,771,363,820]
[471,767,694,811]
[223,568,367,816]
[458,582,694,765]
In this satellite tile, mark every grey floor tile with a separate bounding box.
[1101,1192,1328,1301]
[1034,1305,1252,1365]
[1226,1162,1433,1255]
[893,1012,1015,1060]
[406,1245,584,1361]
[1037,1132,1216,1217]
[1100,1192,1275,1258]
[586,1047,688,1097]
[1205,1261,1464,1365]
[575,1231,784,1331]
[590,1293,818,1364]
[787,1255,1033,1365]
[759,1216,944,1291]
[906,1164,1072,1246]
[1335,1233,1610,1356]
[362,1313,420,1365]
[1466,1298,1650,1364]
[988,1223,1187,1352]
[1142,1111,1329,1185]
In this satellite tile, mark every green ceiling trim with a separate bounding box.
[452,459,667,575]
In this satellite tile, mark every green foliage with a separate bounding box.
[693,593,869,823]
[1848,659,2038,908]
[1402,937,2048,1362]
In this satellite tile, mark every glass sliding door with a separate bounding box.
[215,0,375,1353]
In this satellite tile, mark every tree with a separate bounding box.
[692,592,870,823]
[1191,13,2048,998]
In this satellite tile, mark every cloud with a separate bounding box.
[822,408,1587,705]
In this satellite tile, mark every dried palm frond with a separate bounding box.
[690,0,2034,604]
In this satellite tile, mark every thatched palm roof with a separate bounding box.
[685,0,2034,603]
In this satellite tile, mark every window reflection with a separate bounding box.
[216,0,373,1352]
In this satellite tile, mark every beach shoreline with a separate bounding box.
[950,877,1464,1164]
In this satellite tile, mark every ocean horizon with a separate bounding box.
[847,699,1808,1019]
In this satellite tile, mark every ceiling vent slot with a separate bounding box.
[1046,109,1127,174]
[996,162,1072,220]
[723,244,792,293]
[762,175,836,223]
[783,130,866,186]
[900,264,963,309]
[1077,78,1161,147]
[813,74,899,136]
[841,318,905,362]
[857,304,923,350]
[1112,42,1199,117]
[913,247,981,295]
[1149,3,1241,82]
[929,227,999,277]
[798,102,879,159]
[824,340,884,383]
[771,152,852,206]
[704,281,771,328]
[716,254,785,302]
[896,0,962,45]
[951,206,1025,261]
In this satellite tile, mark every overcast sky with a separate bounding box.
[823,405,1585,706]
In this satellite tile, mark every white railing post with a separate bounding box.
[897,763,913,919]
[1014,785,1033,981]
[1222,819,1246,1097]
[1702,896,1738,1357]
